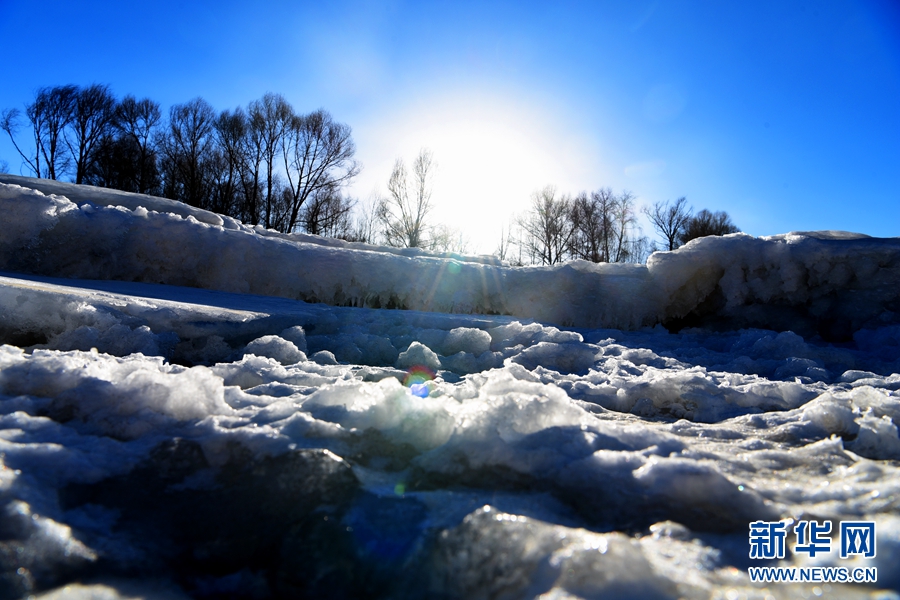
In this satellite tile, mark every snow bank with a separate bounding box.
[649,230,900,338]
[4,178,898,336]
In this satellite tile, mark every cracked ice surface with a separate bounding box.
[0,178,899,599]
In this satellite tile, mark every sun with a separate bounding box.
[428,116,550,230]
[423,101,579,254]
[356,89,602,254]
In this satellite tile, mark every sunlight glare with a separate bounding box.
[356,90,602,254]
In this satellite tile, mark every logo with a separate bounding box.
[748,518,878,584]
[840,522,876,559]
[749,520,788,559]
[793,519,832,557]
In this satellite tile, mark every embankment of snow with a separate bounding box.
[1,177,898,338]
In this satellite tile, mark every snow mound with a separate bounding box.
[4,178,899,337]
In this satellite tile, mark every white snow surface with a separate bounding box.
[3,175,900,335]
[1,177,899,598]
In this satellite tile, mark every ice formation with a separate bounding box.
[0,176,899,599]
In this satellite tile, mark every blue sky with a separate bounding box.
[1,0,898,251]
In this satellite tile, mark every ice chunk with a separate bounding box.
[33,582,193,600]
[311,350,338,365]
[0,184,76,258]
[396,341,441,371]
[279,325,308,353]
[439,350,501,374]
[850,410,900,460]
[243,335,306,365]
[632,456,773,524]
[301,378,456,450]
[508,341,600,374]
[428,506,679,599]
[442,327,491,355]
[802,393,859,437]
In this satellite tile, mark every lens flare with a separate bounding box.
[403,365,435,398]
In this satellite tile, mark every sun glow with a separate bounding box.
[354,90,602,254]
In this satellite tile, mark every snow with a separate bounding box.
[4,174,900,336]
[0,176,899,598]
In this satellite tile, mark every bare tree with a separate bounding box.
[268,180,293,232]
[248,93,292,229]
[301,186,357,238]
[80,94,162,194]
[678,209,739,245]
[628,232,657,264]
[377,148,436,248]
[217,103,266,226]
[115,96,162,194]
[83,133,143,192]
[2,86,367,233]
[495,220,520,263]
[643,196,692,251]
[281,109,360,233]
[1,85,77,179]
[158,97,217,209]
[66,84,116,184]
[569,188,615,262]
[342,195,381,244]
[430,224,470,254]
[519,185,573,265]
[570,191,601,262]
[1,109,29,175]
[214,107,250,217]
[608,190,638,262]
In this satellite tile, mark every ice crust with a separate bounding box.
[1,178,899,598]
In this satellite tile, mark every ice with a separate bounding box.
[277,325,308,352]
[802,393,859,437]
[301,377,456,451]
[852,411,900,460]
[442,327,492,355]
[0,347,232,442]
[243,335,306,365]
[429,507,680,599]
[0,500,97,594]
[1,177,899,597]
[396,340,441,371]
[310,349,339,365]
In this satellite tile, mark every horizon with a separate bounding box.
[1,0,898,253]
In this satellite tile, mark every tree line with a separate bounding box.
[642,196,739,251]
[366,147,740,265]
[1,84,360,236]
[507,185,652,265]
[2,84,739,261]
[506,190,739,265]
